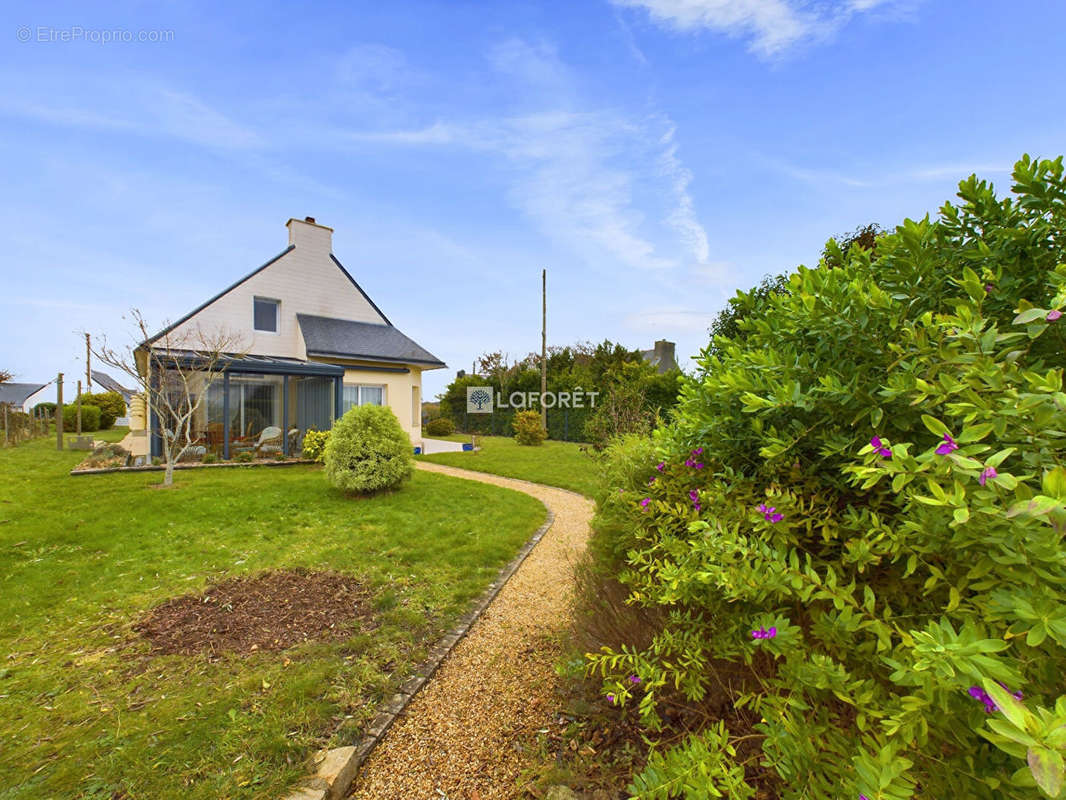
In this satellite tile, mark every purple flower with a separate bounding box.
[694,462,704,469]
[689,490,701,512]
[640,497,651,508]
[935,433,959,456]
[628,675,641,684]
[870,436,892,458]
[751,626,778,640]
[860,796,869,800]
[1048,309,1063,321]
[648,477,656,485]
[984,284,994,293]
[656,461,665,472]
[684,458,694,467]
[606,693,616,704]
[979,466,997,486]
[756,503,783,523]
[692,447,703,456]
[968,686,997,713]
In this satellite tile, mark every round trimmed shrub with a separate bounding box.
[512,409,547,446]
[63,403,100,432]
[424,416,455,437]
[323,405,413,494]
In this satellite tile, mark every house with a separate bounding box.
[91,370,134,404]
[640,340,678,374]
[0,382,47,412]
[90,370,134,425]
[135,217,445,459]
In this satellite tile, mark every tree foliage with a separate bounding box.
[587,156,1066,799]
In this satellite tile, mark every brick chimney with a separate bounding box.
[286,216,333,252]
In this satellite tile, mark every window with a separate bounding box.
[253,297,279,332]
[341,384,386,413]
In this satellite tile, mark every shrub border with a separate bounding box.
[281,497,558,800]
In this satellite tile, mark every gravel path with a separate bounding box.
[349,461,594,800]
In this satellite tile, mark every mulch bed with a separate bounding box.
[133,569,373,657]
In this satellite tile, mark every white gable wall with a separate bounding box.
[161,219,387,359]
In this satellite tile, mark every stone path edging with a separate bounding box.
[281,463,559,800]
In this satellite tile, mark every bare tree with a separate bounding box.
[91,310,246,486]
[0,369,11,384]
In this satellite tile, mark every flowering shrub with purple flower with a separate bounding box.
[584,157,1066,799]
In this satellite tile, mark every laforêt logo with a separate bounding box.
[467,387,494,413]
[466,386,597,414]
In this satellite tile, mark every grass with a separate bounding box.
[0,432,544,800]
[418,435,601,497]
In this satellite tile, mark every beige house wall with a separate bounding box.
[338,364,423,443]
[162,219,386,358]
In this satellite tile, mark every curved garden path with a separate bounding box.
[349,461,594,800]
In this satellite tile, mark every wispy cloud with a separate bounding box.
[612,0,909,57]
[342,41,712,273]
[625,306,716,331]
[0,74,262,150]
[756,153,1014,188]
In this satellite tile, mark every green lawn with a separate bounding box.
[418,435,601,496]
[0,433,544,800]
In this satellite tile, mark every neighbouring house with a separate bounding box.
[91,370,135,424]
[0,382,47,412]
[640,339,678,374]
[135,216,445,459]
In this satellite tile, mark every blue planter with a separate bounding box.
[413,446,422,455]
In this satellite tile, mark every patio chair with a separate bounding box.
[254,426,284,457]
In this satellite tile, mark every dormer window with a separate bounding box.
[254,297,279,333]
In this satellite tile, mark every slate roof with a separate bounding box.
[90,370,134,402]
[297,314,445,368]
[0,382,46,406]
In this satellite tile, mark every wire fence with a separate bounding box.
[1,404,51,447]
[456,405,593,442]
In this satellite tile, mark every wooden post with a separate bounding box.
[3,404,7,447]
[56,372,64,449]
[85,333,92,391]
[540,268,547,430]
[76,380,82,435]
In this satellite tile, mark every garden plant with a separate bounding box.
[586,156,1066,799]
[324,404,413,493]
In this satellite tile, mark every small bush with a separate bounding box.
[63,404,100,432]
[33,402,56,417]
[233,451,254,463]
[424,416,455,437]
[512,410,547,446]
[79,391,125,429]
[201,453,218,464]
[323,405,413,494]
[301,428,330,462]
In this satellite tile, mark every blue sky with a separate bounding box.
[2,0,1065,400]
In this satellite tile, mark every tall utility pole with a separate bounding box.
[540,268,547,430]
[56,372,64,450]
[85,333,92,391]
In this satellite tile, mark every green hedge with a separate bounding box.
[588,156,1066,799]
[62,404,101,432]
